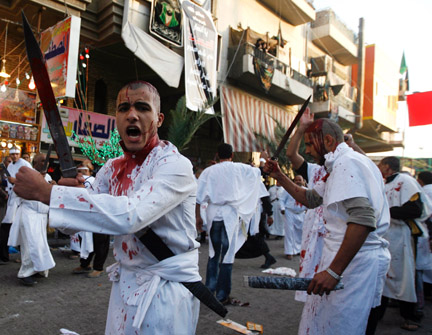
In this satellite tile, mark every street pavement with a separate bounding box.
[0,237,431,334]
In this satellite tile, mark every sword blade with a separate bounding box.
[0,163,10,178]
[244,276,344,291]
[272,95,311,160]
[22,12,77,178]
[42,143,52,173]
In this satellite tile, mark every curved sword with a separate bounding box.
[22,11,77,178]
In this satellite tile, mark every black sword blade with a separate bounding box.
[22,11,77,178]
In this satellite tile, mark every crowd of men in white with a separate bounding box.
[1,81,432,334]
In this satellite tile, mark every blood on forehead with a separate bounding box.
[305,119,326,157]
[119,81,160,112]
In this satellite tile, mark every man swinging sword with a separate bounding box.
[263,118,390,335]
[14,81,219,334]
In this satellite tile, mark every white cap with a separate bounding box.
[259,158,266,163]
[9,147,20,154]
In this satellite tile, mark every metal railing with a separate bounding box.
[227,42,312,87]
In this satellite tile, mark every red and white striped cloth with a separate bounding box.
[220,85,295,152]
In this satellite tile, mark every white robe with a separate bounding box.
[2,158,32,224]
[8,200,55,276]
[196,161,263,263]
[245,182,269,237]
[295,163,328,303]
[267,185,286,236]
[283,190,305,255]
[8,171,55,276]
[382,173,429,302]
[77,175,96,259]
[48,141,200,335]
[422,184,432,283]
[298,143,390,335]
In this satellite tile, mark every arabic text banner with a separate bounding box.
[41,107,116,149]
[40,16,81,99]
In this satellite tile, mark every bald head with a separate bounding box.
[304,119,344,164]
[117,81,161,114]
[33,153,46,172]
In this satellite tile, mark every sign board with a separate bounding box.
[41,107,116,148]
[150,0,183,47]
[0,89,36,123]
[182,0,217,112]
[40,16,81,99]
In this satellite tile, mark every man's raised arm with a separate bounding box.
[264,160,313,207]
[286,108,314,170]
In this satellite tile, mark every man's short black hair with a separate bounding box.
[218,143,233,159]
[381,156,400,172]
[418,171,432,185]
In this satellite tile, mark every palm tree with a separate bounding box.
[167,96,219,153]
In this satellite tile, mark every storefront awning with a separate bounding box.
[220,85,295,152]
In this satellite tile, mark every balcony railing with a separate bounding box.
[228,42,312,87]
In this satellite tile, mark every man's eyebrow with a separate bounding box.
[117,102,130,108]
[117,101,151,108]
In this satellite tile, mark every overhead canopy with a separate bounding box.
[220,85,295,152]
[121,21,184,88]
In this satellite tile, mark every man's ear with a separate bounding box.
[157,113,164,127]
[324,134,338,152]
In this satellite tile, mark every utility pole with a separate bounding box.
[355,17,365,130]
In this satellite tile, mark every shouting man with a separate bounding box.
[14,81,201,334]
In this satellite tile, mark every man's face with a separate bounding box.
[378,161,391,178]
[304,133,324,165]
[33,155,46,172]
[293,175,304,186]
[116,86,164,152]
[4,157,11,167]
[10,153,19,163]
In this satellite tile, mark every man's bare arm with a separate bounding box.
[286,108,314,169]
[344,134,366,155]
[263,159,309,206]
[195,203,203,232]
[307,223,372,295]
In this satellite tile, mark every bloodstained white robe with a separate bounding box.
[298,143,390,335]
[48,141,200,335]
[382,173,429,302]
[295,163,327,303]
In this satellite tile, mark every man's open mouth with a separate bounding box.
[126,126,141,138]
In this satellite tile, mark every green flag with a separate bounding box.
[400,52,407,75]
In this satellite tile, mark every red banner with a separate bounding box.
[407,91,432,127]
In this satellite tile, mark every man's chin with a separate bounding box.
[123,141,144,153]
